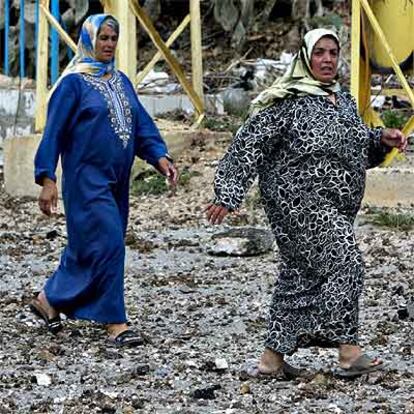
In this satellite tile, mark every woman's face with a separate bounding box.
[310,37,339,83]
[95,24,118,62]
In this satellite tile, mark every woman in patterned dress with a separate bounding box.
[206,29,407,377]
[31,14,177,346]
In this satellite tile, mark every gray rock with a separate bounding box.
[206,227,274,256]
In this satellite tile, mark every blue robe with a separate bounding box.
[34,71,168,323]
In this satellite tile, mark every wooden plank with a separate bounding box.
[129,0,204,116]
[40,4,77,51]
[136,14,190,86]
[190,0,204,105]
[35,0,50,132]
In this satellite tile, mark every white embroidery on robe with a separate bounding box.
[82,72,133,148]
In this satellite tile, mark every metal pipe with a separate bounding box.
[50,0,60,84]
[4,0,10,75]
[19,0,25,78]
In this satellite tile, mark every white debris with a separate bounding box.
[370,94,386,109]
[35,373,52,386]
[215,357,229,370]
[100,390,118,399]
[137,69,180,93]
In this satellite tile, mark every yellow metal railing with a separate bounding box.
[35,0,205,132]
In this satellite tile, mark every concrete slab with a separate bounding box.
[3,124,231,199]
[3,133,62,199]
[363,167,414,208]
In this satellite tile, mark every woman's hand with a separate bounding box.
[205,203,229,225]
[381,129,408,152]
[38,178,58,216]
[157,157,178,187]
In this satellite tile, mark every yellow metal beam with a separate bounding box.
[374,88,413,99]
[39,4,77,52]
[383,116,414,167]
[360,0,414,108]
[129,0,204,116]
[350,0,361,109]
[190,0,204,105]
[35,0,50,132]
[402,115,414,137]
[135,14,191,86]
[103,0,137,81]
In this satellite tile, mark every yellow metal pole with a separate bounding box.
[190,0,204,109]
[103,0,137,81]
[136,14,191,86]
[360,0,414,107]
[40,4,77,52]
[382,116,414,167]
[129,0,204,116]
[35,0,50,132]
[350,0,361,110]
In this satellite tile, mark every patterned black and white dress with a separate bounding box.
[213,91,389,354]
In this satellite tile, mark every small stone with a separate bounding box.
[132,364,150,376]
[191,385,221,400]
[240,383,251,395]
[45,229,59,240]
[101,390,118,399]
[37,349,56,362]
[312,373,329,387]
[131,396,145,410]
[206,227,274,256]
[407,301,414,319]
[214,357,229,370]
[34,373,52,386]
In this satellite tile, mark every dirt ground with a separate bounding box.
[0,133,413,414]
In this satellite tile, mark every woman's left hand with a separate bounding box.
[381,128,408,152]
[157,157,178,187]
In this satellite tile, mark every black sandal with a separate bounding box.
[29,298,62,335]
[110,329,144,347]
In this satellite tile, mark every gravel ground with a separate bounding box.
[0,135,413,414]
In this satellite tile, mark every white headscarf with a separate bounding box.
[249,28,341,115]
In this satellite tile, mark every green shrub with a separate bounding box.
[368,211,414,231]
[130,168,201,196]
[382,110,409,129]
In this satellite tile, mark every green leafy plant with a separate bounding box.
[130,168,201,196]
[203,115,242,135]
[382,110,409,129]
[368,211,414,231]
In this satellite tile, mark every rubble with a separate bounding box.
[0,132,413,413]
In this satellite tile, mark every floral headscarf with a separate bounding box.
[50,14,118,95]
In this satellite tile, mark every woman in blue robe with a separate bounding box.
[31,14,177,346]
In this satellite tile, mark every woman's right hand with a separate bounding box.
[205,203,229,225]
[38,178,58,216]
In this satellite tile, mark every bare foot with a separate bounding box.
[37,291,59,319]
[106,323,129,340]
[258,348,285,374]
